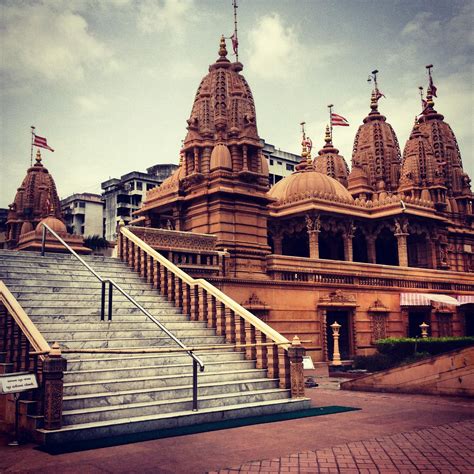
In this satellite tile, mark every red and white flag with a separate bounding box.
[331,113,350,127]
[230,33,239,55]
[33,134,54,152]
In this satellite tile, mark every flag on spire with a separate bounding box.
[230,33,238,55]
[375,89,385,100]
[429,75,437,97]
[331,113,350,127]
[33,134,54,152]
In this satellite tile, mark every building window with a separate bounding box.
[277,161,282,166]
[137,181,143,190]
[147,183,154,191]
[274,175,283,183]
[129,182,135,191]
[269,159,274,166]
[286,164,294,171]
[78,201,85,208]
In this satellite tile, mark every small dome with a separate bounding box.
[210,143,232,170]
[20,221,34,235]
[35,216,67,235]
[268,169,353,203]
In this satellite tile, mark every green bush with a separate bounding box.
[352,354,394,372]
[84,235,109,251]
[376,337,474,361]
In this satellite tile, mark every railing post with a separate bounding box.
[198,287,207,322]
[244,322,256,361]
[182,283,190,317]
[190,286,199,321]
[234,315,244,351]
[42,343,67,430]
[167,269,175,302]
[278,347,291,390]
[192,358,198,412]
[255,331,267,369]
[100,281,106,321]
[41,226,46,256]
[207,294,216,329]
[224,308,235,343]
[108,282,113,321]
[266,342,278,378]
[288,336,305,398]
[215,302,225,336]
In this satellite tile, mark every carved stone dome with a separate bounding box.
[184,36,260,151]
[313,127,349,187]
[268,168,353,204]
[35,216,67,235]
[352,91,401,192]
[6,150,62,248]
[417,93,467,197]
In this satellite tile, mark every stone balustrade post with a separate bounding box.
[42,343,67,431]
[308,231,320,259]
[273,234,283,255]
[343,234,354,262]
[287,336,305,398]
[367,236,376,264]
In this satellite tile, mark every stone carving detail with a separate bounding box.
[130,226,217,251]
[319,290,356,305]
[394,218,409,235]
[243,293,268,310]
[371,313,387,342]
[305,214,321,233]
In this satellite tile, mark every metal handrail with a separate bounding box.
[40,222,204,410]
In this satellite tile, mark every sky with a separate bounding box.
[1,0,473,208]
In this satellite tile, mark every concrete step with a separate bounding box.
[26,306,182,316]
[63,370,269,396]
[35,320,207,332]
[54,335,226,349]
[36,398,310,445]
[64,359,258,382]
[29,313,187,323]
[63,379,281,412]
[65,350,244,369]
[18,300,178,310]
[10,288,159,297]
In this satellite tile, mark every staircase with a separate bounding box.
[0,249,309,445]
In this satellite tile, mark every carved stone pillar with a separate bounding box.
[288,336,305,398]
[305,214,321,259]
[429,238,438,269]
[367,236,376,264]
[343,223,355,262]
[193,147,200,173]
[273,233,283,255]
[395,233,409,267]
[42,344,67,430]
[242,145,248,171]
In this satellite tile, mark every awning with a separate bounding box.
[457,295,474,305]
[400,293,460,307]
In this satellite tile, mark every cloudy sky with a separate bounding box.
[1,0,472,207]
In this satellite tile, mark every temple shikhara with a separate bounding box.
[133,37,474,360]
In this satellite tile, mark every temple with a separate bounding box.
[134,37,474,361]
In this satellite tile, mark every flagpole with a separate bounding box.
[30,126,35,167]
[328,104,333,142]
[233,0,239,62]
[418,86,424,111]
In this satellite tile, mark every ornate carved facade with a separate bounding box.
[136,37,474,362]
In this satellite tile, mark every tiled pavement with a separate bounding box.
[213,420,474,473]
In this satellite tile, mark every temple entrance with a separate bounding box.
[326,310,352,361]
[464,307,474,336]
[408,310,431,337]
[376,228,398,265]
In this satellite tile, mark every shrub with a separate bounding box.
[84,235,109,251]
[376,337,474,361]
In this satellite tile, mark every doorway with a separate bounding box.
[326,310,352,361]
[464,307,474,336]
[408,310,431,337]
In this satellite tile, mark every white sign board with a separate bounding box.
[303,356,315,370]
[0,372,38,394]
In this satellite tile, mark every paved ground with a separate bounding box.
[1,387,473,473]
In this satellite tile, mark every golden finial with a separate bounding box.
[324,125,332,145]
[35,149,42,164]
[218,35,228,59]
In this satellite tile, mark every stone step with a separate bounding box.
[37,397,309,445]
[63,379,281,412]
[63,369,269,396]
[63,389,289,426]
[65,350,244,369]
[18,300,177,310]
[41,327,216,340]
[10,288,159,297]
[29,313,187,323]
[0,265,140,278]
[16,293,163,303]
[26,306,182,316]
[54,335,226,349]
[64,359,257,382]
[35,320,207,331]
[0,274,145,285]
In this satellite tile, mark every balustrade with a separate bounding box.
[120,226,303,395]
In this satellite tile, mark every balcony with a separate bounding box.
[266,254,474,293]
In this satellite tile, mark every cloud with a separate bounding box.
[136,0,195,36]
[246,13,340,81]
[1,1,116,84]
[74,94,107,114]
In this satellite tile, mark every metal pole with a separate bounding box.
[328,104,334,142]
[30,126,35,167]
[8,393,20,446]
[41,226,46,257]
[101,281,106,321]
[192,358,198,411]
[108,281,113,321]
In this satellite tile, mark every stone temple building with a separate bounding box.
[134,36,474,362]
